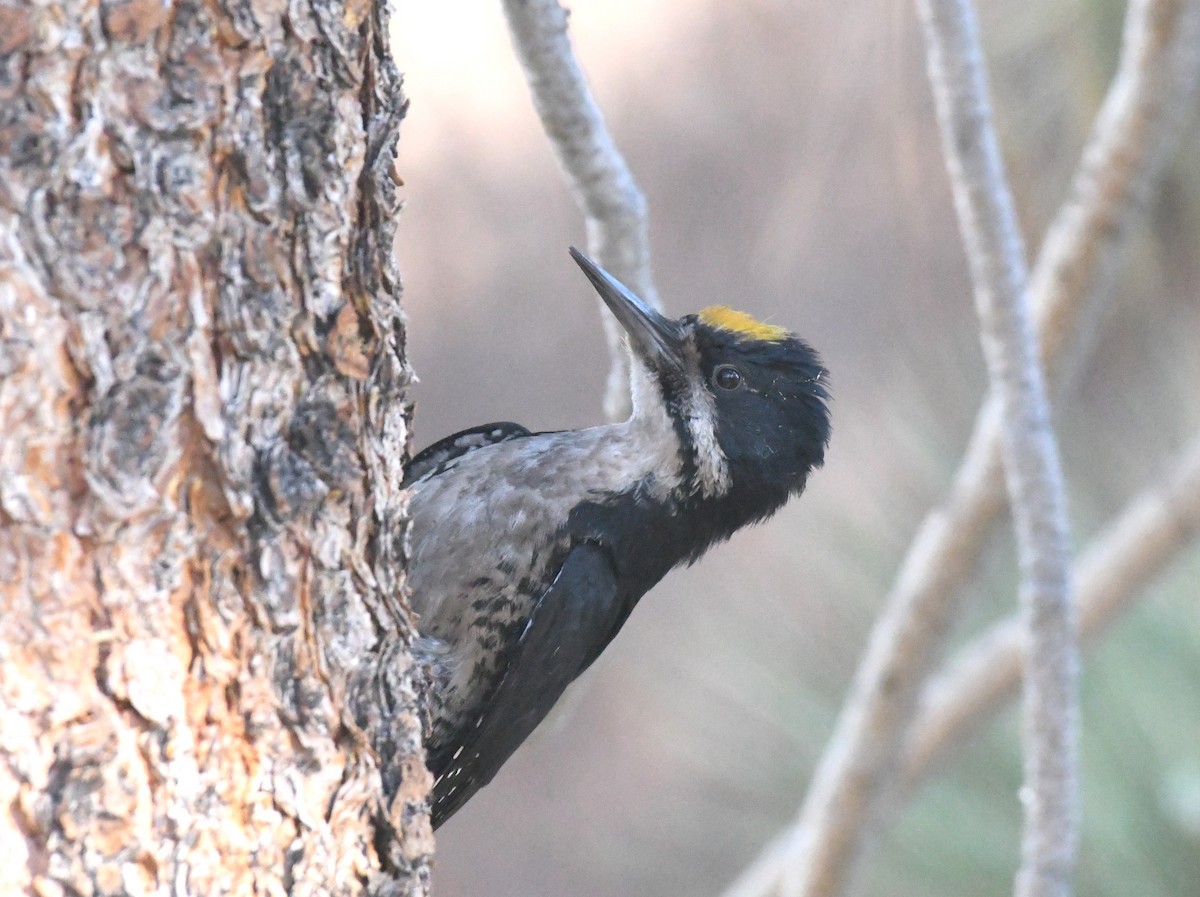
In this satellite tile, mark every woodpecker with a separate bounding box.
[405,248,830,828]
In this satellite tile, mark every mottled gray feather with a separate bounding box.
[429,542,621,827]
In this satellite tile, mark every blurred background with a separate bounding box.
[390,1,1200,894]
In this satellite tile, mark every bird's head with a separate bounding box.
[570,248,830,505]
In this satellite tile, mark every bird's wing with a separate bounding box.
[403,422,531,485]
[429,541,625,829]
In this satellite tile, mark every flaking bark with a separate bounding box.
[0,0,431,894]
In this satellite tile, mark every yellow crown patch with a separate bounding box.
[698,306,790,342]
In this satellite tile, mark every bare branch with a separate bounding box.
[1032,0,1200,379]
[731,434,1200,897]
[895,3,1079,897]
[721,0,1200,893]
[723,832,794,897]
[501,0,660,421]
[904,434,1200,789]
[771,403,1009,897]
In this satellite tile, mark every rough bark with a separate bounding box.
[0,0,431,894]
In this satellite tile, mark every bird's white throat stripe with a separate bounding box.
[682,381,730,498]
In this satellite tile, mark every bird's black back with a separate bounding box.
[403,422,532,486]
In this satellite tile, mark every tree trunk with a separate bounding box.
[0,0,432,893]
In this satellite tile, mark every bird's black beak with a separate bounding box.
[569,247,685,374]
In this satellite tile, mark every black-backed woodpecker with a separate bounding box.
[405,248,831,828]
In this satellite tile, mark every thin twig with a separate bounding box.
[721,0,1200,893]
[773,403,1009,897]
[1031,0,1200,379]
[732,433,1200,897]
[903,434,1200,789]
[898,2,1078,896]
[501,0,660,421]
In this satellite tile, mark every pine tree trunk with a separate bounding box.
[0,0,432,893]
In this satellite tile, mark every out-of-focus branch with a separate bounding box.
[733,433,1200,897]
[721,1,1200,894]
[899,3,1079,897]
[1032,0,1200,376]
[501,0,660,421]
[767,404,1009,897]
[903,434,1200,789]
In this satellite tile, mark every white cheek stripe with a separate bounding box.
[682,382,730,497]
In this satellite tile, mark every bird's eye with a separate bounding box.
[713,364,744,391]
